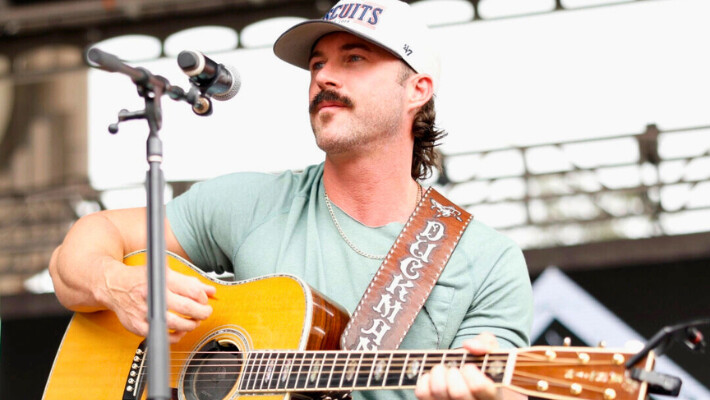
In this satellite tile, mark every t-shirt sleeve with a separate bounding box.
[451,239,533,350]
[166,171,299,273]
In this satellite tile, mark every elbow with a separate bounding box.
[48,245,72,309]
[48,245,87,312]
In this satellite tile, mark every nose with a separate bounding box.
[313,62,341,91]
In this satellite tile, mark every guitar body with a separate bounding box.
[44,251,657,400]
[43,251,350,400]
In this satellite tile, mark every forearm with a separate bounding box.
[49,210,143,311]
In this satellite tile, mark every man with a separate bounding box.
[49,1,533,399]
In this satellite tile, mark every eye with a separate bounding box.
[310,60,325,71]
[347,54,364,62]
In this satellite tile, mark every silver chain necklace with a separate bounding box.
[324,184,422,260]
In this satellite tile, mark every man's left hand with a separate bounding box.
[414,332,502,400]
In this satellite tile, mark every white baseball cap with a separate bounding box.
[273,0,440,91]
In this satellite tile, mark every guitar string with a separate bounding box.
[128,373,611,395]
[140,377,611,397]
[133,356,617,367]
[138,361,618,376]
[131,358,619,372]
[134,351,626,389]
[131,353,620,392]
[135,371,621,394]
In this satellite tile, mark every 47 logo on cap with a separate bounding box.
[323,2,384,26]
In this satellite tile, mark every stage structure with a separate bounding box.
[0,0,708,399]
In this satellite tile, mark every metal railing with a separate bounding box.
[437,124,710,249]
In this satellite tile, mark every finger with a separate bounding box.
[461,364,499,400]
[167,290,213,321]
[463,333,499,355]
[166,310,200,333]
[415,372,434,400]
[167,269,216,304]
[428,364,450,400]
[127,319,149,338]
[445,367,474,400]
[169,330,187,344]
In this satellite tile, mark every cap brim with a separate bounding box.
[273,20,403,71]
[274,20,354,71]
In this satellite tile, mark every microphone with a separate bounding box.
[177,50,241,101]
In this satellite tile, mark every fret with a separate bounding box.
[386,352,406,388]
[481,353,489,377]
[273,352,288,390]
[279,352,296,390]
[331,352,348,389]
[367,352,386,387]
[304,352,322,389]
[379,352,395,388]
[296,352,315,389]
[395,352,410,387]
[481,352,506,383]
[249,351,266,391]
[259,352,273,390]
[318,352,337,389]
[344,352,363,389]
[446,352,464,369]
[400,352,425,387]
[502,351,516,385]
[419,353,428,378]
[355,352,376,388]
[266,352,281,390]
[424,352,444,375]
[286,352,305,389]
[240,352,257,392]
[276,352,290,390]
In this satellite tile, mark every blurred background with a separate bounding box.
[0,0,708,398]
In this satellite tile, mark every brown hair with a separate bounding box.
[411,96,446,180]
[399,64,447,180]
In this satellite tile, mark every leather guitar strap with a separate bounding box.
[340,187,473,351]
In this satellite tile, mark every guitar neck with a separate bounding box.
[237,347,653,400]
[238,349,509,393]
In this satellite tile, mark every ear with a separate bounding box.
[406,74,434,114]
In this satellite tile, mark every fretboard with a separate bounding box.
[237,350,512,393]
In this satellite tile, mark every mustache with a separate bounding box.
[309,90,354,114]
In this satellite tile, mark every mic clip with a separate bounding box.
[630,369,682,397]
[185,85,213,117]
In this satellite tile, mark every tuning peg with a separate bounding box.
[544,349,556,360]
[598,340,607,348]
[563,337,572,347]
[570,383,582,395]
[537,380,549,392]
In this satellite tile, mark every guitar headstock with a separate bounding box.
[507,346,654,400]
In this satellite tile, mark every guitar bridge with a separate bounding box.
[122,340,147,400]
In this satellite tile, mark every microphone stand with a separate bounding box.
[626,317,709,397]
[87,48,205,400]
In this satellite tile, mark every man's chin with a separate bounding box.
[311,110,336,128]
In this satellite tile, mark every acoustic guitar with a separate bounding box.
[43,251,655,400]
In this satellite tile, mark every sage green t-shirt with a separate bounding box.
[166,163,533,400]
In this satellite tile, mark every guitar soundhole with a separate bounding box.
[183,339,243,400]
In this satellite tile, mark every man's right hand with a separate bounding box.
[98,257,216,343]
[49,207,215,344]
